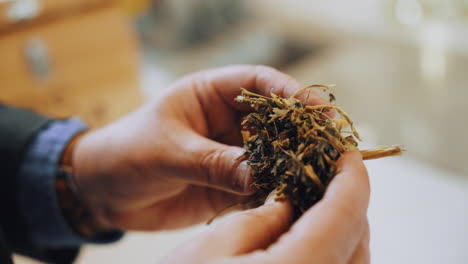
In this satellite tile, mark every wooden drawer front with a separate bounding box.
[0,6,142,127]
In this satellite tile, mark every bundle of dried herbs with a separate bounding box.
[235,85,402,215]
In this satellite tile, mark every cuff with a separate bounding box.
[17,118,123,248]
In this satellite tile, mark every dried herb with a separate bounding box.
[235,85,402,215]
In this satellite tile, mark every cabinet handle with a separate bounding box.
[25,37,51,81]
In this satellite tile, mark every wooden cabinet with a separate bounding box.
[0,0,142,127]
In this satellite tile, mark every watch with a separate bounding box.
[55,132,108,237]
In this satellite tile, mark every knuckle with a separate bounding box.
[199,148,222,176]
[198,147,234,186]
[253,65,299,96]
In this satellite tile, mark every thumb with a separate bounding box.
[187,135,256,194]
[164,196,293,263]
[207,194,293,255]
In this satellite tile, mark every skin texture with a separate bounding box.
[72,65,370,263]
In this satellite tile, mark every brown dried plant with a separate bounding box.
[235,85,402,215]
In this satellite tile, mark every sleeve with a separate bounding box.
[17,118,123,250]
[0,105,122,264]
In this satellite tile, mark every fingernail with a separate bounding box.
[265,190,278,204]
[234,161,249,191]
[237,161,255,193]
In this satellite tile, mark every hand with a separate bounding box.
[72,65,330,231]
[161,151,370,264]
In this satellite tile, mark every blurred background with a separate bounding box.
[2,0,467,263]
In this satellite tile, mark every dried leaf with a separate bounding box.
[235,86,403,215]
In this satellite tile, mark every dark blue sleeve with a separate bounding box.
[17,119,123,250]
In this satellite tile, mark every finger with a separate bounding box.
[208,194,293,255]
[267,151,370,263]
[348,219,371,264]
[161,196,292,263]
[179,65,333,144]
[162,196,293,264]
[215,222,370,264]
[181,132,256,195]
[201,65,331,111]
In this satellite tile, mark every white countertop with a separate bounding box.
[367,153,468,263]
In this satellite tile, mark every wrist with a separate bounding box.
[57,131,115,236]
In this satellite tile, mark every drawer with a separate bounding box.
[0,5,142,127]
